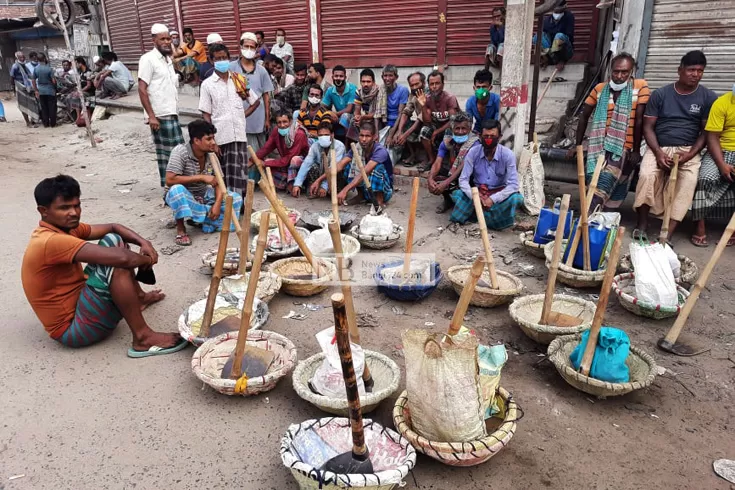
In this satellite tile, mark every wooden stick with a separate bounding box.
[209,153,243,238]
[247,146,275,193]
[229,211,269,379]
[659,154,680,245]
[350,143,375,199]
[330,147,340,223]
[402,177,420,277]
[471,187,500,289]
[536,67,559,109]
[238,179,255,274]
[565,153,604,267]
[448,256,486,336]
[575,146,592,270]
[265,167,288,248]
[579,226,626,377]
[199,195,234,338]
[540,194,571,324]
[662,212,735,346]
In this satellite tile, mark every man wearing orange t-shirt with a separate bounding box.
[21,175,187,357]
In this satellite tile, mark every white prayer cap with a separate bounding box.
[151,23,169,35]
[207,33,223,45]
[240,31,257,43]
[170,30,179,36]
[92,55,100,63]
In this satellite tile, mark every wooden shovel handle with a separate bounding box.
[663,211,735,346]
[471,187,500,289]
[265,167,288,247]
[402,177,420,276]
[200,195,234,338]
[239,179,255,274]
[579,226,626,376]
[208,153,243,237]
[448,256,486,336]
[576,146,592,271]
[331,292,367,456]
[566,153,604,267]
[540,193,571,325]
[350,142,374,199]
[330,147,340,223]
[659,154,680,245]
[230,211,270,379]
[537,67,558,109]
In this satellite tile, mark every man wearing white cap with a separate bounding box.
[198,33,223,81]
[230,31,274,152]
[138,23,184,188]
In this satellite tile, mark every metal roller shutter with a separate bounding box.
[180,0,239,52]
[238,0,311,65]
[103,0,143,65]
[135,0,177,51]
[643,0,735,94]
[320,0,438,67]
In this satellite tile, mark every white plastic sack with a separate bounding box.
[663,243,681,278]
[359,214,394,236]
[517,142,545,216]
[310,326,366,399]
[305,228,334,254]
[630,242,678,307]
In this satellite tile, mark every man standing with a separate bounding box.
[381,65,410,164]
[450,120,523,229]
[322,65,356,141]
[270,28,294,73]
[277,62,308,114]
[634,50,716,243]
[485,7,506,71]
[421,70,460,168]
[396,72,427,167]
[138,24,183,188]
[465,69,500,134]
[255,30,269,60]
[10,51,39,127]
[199,43,255,199]
[199,33,224,81]
[540,0,575,70]
[98,51,134,99]
[31,53,57,128]
[231,32,274,152]
[22,175,186,355]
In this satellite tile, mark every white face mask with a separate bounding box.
[609,79,628,92]
[308,96,321,106]
[552,12,563,21]
[276,35,285,46]
[241,48,256,60]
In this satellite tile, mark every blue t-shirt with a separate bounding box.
[323,82,357,112]
[386,85,409,127]
[465,94,501,133]
[33,65,56,96]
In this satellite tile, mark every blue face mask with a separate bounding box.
[318,135,332,148]
[214,60,230,73]
[278,127,289,136]
[453,134,469,144]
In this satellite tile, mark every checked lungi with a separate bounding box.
[57,233,124,348]
[165,185,242,233]
[220,141,248,197]
[691,150,735,221]
[343,162,393,203]
[15,81,40,121]
[247,155,304,190]
[450,190,523,230]
[152,115,185,187]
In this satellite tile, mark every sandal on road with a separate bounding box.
[690,234,709,247]
[716,236,735,247]
[175,234,192,246]
[127,337,189,358]
[632,228,649,242]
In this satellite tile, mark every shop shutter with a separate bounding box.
[180,0,239,52]
[238,0,311,65]
[320,0,438,67]
[135,0,177,52]
[643,0,735,94]
[104,0,143,65]
[445,0,598,66]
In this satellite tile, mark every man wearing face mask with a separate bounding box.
[576,52,649,211]
[200,43,258,199]
[465,69,500,134]
[429,112,480,214]
[396,71,427,167]
[450,119,523,229]
[538,0,575,71]
[270,28,294,73]
[231,31,274,152]
[298,84,333,140]
[138,24,184,188]
[252,110,309,191]
[277,62,309,114]
[293,121,347,198]
[322,65,356,142]
[420,70,460,169]
[198,33,223,81]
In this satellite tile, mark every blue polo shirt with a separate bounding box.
[465,94,501,133]
[323,82,357,113]
[386,85,409,127]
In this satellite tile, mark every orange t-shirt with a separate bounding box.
[585,79,651,150]
[182,40,207,64]
[21,221,92,338]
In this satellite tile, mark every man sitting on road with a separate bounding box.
[21,175,186,356]
[98,51,134,99]
[450,119,523,230]
[292,121,347,199]
[348,69,384,141]
[164,120,243,246]
[252,109,310,191]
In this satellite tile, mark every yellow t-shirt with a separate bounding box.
[705,92,735,151]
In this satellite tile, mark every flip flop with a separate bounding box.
[127,337,189,358]
[690,235,709,247]
[632,228,649,242]
[175,234,192,246]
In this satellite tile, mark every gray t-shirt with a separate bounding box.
[229,61,274,134]
[645,83,717,147]
[165,144,212,199]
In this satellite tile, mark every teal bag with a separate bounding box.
[570,327,630,383]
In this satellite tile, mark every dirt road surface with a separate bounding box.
[0,102,733,489]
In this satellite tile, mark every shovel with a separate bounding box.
[328,219,374,391]
[265,167,288,249]
[448,256,486,336]
[199,195,235,338]
[471,187,500,289]
[578,226,626,376]
[238,179,255,275]
[222,211,276,379]
[658,154,679,245]
[539,194,583,327]
[565,153,604,267]
[401,177,420,280]
[320,292,374,475]
[330,147,341,223]
[351,142,382,215]
[658,211,735,356]
[208,153,243,241]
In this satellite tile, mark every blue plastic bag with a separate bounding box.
[570,327,631,383]
[562,218,611,271]
[533,198,574,244]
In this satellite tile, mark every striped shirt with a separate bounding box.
[585,79,650,150]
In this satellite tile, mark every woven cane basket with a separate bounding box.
[201,247,249,275]
[612,273,689,320]
[281,418,416,490]
[543,242,607,288]
[217,271,282,304]
[447,265,523,307]
[292,351,401,416]
[519,231,546,258]
[350,224,404,250]
[547,333,657,398]
[617,253,699,285]
[251,208,301,229]
[191,330,296,396]
[392,387,519,467]
[178,294,269,346]
[307,233,361,267]
[251,226,311,259]
[269,257,336,297]
[509,294,596,344]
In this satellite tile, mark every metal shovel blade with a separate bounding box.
[220,347,276,379]
[657,337,710,357]
[546,311,584,327]
[208,315,241,338]
[321,449,374,475]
